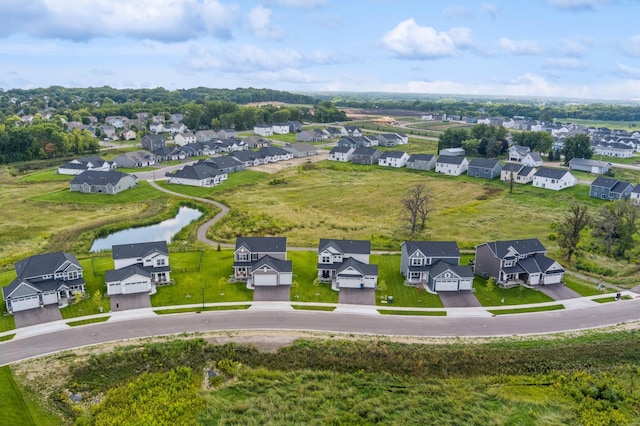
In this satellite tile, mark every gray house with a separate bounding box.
[568,158,612,175]
[70,171,137,194]
[317,239,377,290]
[203,156,245,174]
[352,147,381,165]
[112,151,157,168]
[467,158,502,179]
[589,177,633,200]
[474,239,564,287]
[2,252,85,313]
[406,153,437,171]
[400,241,473,292]
[233,237,288,281]
[141,134,166,151]
[283,142,318,157]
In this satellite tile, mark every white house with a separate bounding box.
[58,156,113,175]
[174,132,196,147]
[435,156,469,176]
[378,151,409,168]
[167,163,227,187]
[328,146,355,162]
[106,241,171,295]
[254,124,273,137]
[532,168,577,191]
[521,152,543,167]
[272,123,290,135]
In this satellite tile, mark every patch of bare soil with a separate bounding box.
[252,151,329,174]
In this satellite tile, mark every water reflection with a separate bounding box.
[90,207,203,252]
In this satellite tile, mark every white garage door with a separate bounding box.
[42,292,58,305]
[435,279,459,292]
[458,279,473,291]
[11,295,40,312]
[107,282,122,296]
[124,281,150,294]
[544,274,562,285]
[254,274,278,286]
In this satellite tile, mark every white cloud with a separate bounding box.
[382,19,474,59]
[481,3,500,18]
[559,39,589,57]
[0,0,239,41]
[617,63,640,79]
[623,35,640,57]
[544,58,586,69]
[264,0,328,8]
[186,44,338,73]
[545,0,612,10]
[247,5,283,39]
[498,37,540,55]
[443,6,473,19]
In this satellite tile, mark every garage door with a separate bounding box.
[544,274,562,285]
[42,292,58,305]
[11,295,40,312]
[254,274,278,286]
[435,279,459,292]
[124,281,150,294]
[458,279,473,291]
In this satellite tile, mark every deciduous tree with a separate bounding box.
[401,183,432,235]
[562,134,593,164]
[556,203,591,262]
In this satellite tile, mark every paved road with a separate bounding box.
[2,299,639,366]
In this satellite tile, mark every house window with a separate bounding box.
[251,253,259,261]
[237,253,249,262]
[504,260,514,267]
[67,271,78,280]
[157,258,166,266]
[321,256,331,263]
[411,258,423,266]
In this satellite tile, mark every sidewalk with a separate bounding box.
[1,291,638,341]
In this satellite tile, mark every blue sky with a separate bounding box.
[1,0,640,100]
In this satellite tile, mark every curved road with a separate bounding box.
[1,299,640,366]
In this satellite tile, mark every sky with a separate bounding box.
[1,0,640,101]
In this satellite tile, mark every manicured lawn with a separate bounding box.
[151,250,253,307]
[473,276,555,306]
[489,304,565,315]
[60,257,111,319]
[373,254,444,308]
[0,315,16,332]
[378,309,447,316]
[291,305,336,311]
[117,166,158,173]
[67,316,110,326]
[0,366,62,426]
[32,180,164,204]
[154,305,250,314]
[289,251,338,303]
[593,295,632,303]
[563,275,614,296]
[18,169,72,182]
[156,170,268,198]
[0,333,15,341]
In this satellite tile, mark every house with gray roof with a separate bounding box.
[328,145,355,162]
[141,134,166,151]
[593,141,634,158]
[435,155,469,176]
[282,142,318,158]
[2,252,85,313]
[532,168,576,190]
[58,156,114,175]
[521,152,543,167]
[406,153,436,171]
[590,177,633,200]
[106,241,171,295]
[244,136,270,149]
[256,146,293,163]
[376,133,407,147]
[500,163,536,184]
[474,238,565,287]
[204,155,246,173]
[467,158,502,179]
[631,184,640,205]
[196,129,217,143]
[351,147,381,165]
[400,241,473,292]
[568,158,612,175]
[378,150,409,168]
[112,151,157,168]
[508,145,530,162]
[296,130,323,142]
[317,239,377,291]
[166,163,227,187]
[233,237,290,288]
[70,171,137,195]
[230,150,264,167]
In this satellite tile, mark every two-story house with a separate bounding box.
[590,177,634,200]
[106,241,171,296]
[233,237,291,288]
[406,153,437,171]
[141,134,166,151]
[378,151,409,168]
[317,239,378,291]
[532,168,576,191]
[435,155,469,176]
[328,146,355,162]
[2,252,85,313]
[400,241,473,292]
[467,158,502,179]
[474,238,565,287]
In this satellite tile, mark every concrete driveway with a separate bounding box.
[110,293,151,311]
[438,291,482,308]
[338,288,375,305]
[253,286,291,302]
[538,284,582,300]
[13,305,63,328]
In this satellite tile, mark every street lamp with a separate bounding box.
[201,286,205,310]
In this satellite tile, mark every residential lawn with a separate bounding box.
[378,309,447,316]
[60,257,112,319]
[289,251,338,303]
[18,169,73,182]
[592,154,640,165]
[67,316,110,326]
[607,165,640,184]
[0,315,16,332]
[373,254,444,308]
[0,366,62,426]
[473,276,555,306]
[264,133,300,144]
[0,333,16,341]
[489,305,565,315]
[593,295,633,303]
[116,166,158,173]
[291,305,336,311]
[154,305,250,314]
[32,180,164,204]
[151,250,253,307]
[156,170,268,198]
[563,275,614,296]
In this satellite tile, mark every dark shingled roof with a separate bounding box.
[15,252,81,279]
[105,265,151,282]
[251,255,293,274]
[436,155,466,165]
[428,261,473,279]
[379,150,407,159]
[235,237,287,253]
[534,167,570,179]
[407,153,435,162]
[478,238,547,259]
[112,241,168,260]
[468,158,501,168]
[319,239,371,255]
[402,241,460,258]
[336,257,378,276]
[70,170,133,186]
[502,162,523,173]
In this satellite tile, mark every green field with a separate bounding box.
[489,304,565,315]
[32,180,163,204]
[18,169,73,182]
[473,276,555,306]
[0,366,61,426]
[156,170,268,198]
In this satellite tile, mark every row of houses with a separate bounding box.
[2,236,564,314]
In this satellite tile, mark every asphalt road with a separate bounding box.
[2,299,639,366]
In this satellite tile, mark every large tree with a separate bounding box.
[512,131,554,153]
[556,203,590,262]
[562,134,593,164]
[592,200,639,258]
[401,183,432,235]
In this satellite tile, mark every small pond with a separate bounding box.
[90,206,203,252]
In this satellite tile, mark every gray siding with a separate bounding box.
[474,244,500,279]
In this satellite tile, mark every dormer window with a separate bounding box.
[237,253,249,261]
[504,259,514,267]
[251,253,259,261]
[157,258,166,266]
[411,258,423,266]
[321,255,331,263]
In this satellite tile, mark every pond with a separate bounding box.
[90,206,203,252]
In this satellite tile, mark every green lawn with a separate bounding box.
[156,170,268,198]
[155,305,251,314]
[378,309,447,316]
[593,295,632,303]
[489,304,565,315]
[373,254,444,308]
[67,316,110,326]
[151,250,253,307]
[563,275,614,296]
[289,251,338,303]
[0,333,15,341]
[0,366,62,426]
[291,305,336,311]
[0,313,16,332]
[473,276,555,306]
[116,166,158,173]
[18,169,72,182]
[32,180,164,204]
[60,257,111,319]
